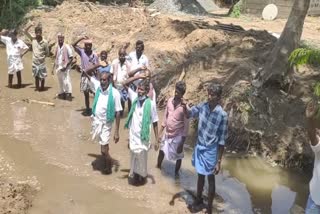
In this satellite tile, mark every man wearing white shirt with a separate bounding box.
[111,48,131,116]
[305,100,320,213]
[123,72,159,186]
[128,40,149,87]
[0,29,29,88]
[89,71,122,174]
[52,33,73,100]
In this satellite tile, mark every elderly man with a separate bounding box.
[0,29,29,88]
[72,36,99,115]
[24,23,50,91]
[111,47,131,116]
[185,83,228,214]
[305,100,320,213]
[52,33,73,100]
[123,72,159,186]
[82,63,122,174]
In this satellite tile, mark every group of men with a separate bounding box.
[1,24,319,214]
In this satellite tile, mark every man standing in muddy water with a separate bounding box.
[87,69,122,174]
[24,23,50,91]
[0,29,29,88]
[157,81,189,177]
[123,72,159,186]
[51,33,73,101]
[305,100,320,213]
[72,36,99,116]
[185,83,228,214]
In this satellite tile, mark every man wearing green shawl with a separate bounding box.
[89,71,123,174]
[123,72,159,185]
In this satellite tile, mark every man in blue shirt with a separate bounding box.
[185,83,228,214]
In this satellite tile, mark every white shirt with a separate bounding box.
[90,77,123,123]
[110,59,129,89]
[128,51,149,86]
[1,36,29,73]
[310,137,320,205]
[57,44,73,70]
[128,88,158,152]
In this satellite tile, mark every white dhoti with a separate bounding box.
[129,150,148,178]
[160,135,184,161]
[7,55,24,74]
[91,117,112,145]
[56,68,72,94]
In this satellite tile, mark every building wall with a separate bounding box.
[243,0,320,18]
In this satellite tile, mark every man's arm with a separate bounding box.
[128,65,147,77]
[122,72,149,90]
[23,23,35,41]
[306,100,319,146]
[214,114,228,174]
[114,112,121,144]
[82,64,101,79]
[153,122,159,151]
[72,36,87,55]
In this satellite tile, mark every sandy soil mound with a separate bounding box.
[20,1,317,170]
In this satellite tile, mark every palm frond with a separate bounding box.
[288,48,320,67]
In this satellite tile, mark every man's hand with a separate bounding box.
[306,99,318,119]
[1,29,9,35]
[60,67,66,72]
[177,143,184,154]
[114,132,119,144]
[82,35,89,40]
[140,65,147,71]
[154,142,159,151]
[213,161,221,175]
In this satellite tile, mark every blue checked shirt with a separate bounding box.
[190,103,228,146]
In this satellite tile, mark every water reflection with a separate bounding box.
[162,152,308,213]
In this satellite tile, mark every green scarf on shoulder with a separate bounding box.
[92,84,115,123]
[125,97,152,143]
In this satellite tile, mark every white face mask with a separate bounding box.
[138,95,147,101]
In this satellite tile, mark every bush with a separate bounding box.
[0,0,39,29]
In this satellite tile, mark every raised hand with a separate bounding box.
[306,99,319,119]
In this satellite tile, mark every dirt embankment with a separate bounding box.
[21,1,318,171]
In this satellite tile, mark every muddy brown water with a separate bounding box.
[0,48,310,213]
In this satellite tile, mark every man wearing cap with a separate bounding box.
[24,23,50,91]
[72,36,99,115]
[0,29,29,88]
[52,33,73,100]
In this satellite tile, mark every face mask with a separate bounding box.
[138,95,146,101]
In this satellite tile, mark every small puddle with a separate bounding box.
[0,135,149,214]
